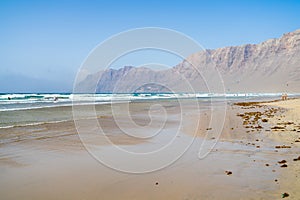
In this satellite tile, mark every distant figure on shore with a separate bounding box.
[281,93,288,101]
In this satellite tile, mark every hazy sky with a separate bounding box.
[1,0,300,92]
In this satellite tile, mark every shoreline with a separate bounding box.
[0,98,299,199]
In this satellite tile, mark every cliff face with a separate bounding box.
[77,29,300,93]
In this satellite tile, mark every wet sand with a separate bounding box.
[0,99,299,199]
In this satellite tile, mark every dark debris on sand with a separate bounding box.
[225,170,232,175]
[282,192,289,198]
[234,99,299,198]
[275,145,291,149]
[293,156,300,161]
[278,160,287,164]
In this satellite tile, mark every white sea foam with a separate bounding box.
[1,93,299,112]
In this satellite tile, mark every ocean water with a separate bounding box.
[0,92,297,129]
[0,92,293,112]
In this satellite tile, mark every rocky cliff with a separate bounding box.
[77,29,300,93]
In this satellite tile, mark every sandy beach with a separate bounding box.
[262,99,300,199]
[2,1,300,199]
[0,98,299,199]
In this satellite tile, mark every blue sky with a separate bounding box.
[0,0,300,92]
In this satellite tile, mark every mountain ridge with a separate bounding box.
[76,29,300,93]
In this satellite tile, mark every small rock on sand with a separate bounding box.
[225,171,232,175]
[278,160,287,164]
[293,156,300,161]
[282,192,289,198]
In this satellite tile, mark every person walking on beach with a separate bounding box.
[281,93,288,101]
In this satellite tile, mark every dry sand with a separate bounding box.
[262,99,300,199]
[0,99,299,199]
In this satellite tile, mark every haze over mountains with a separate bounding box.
[77,29,300,93]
